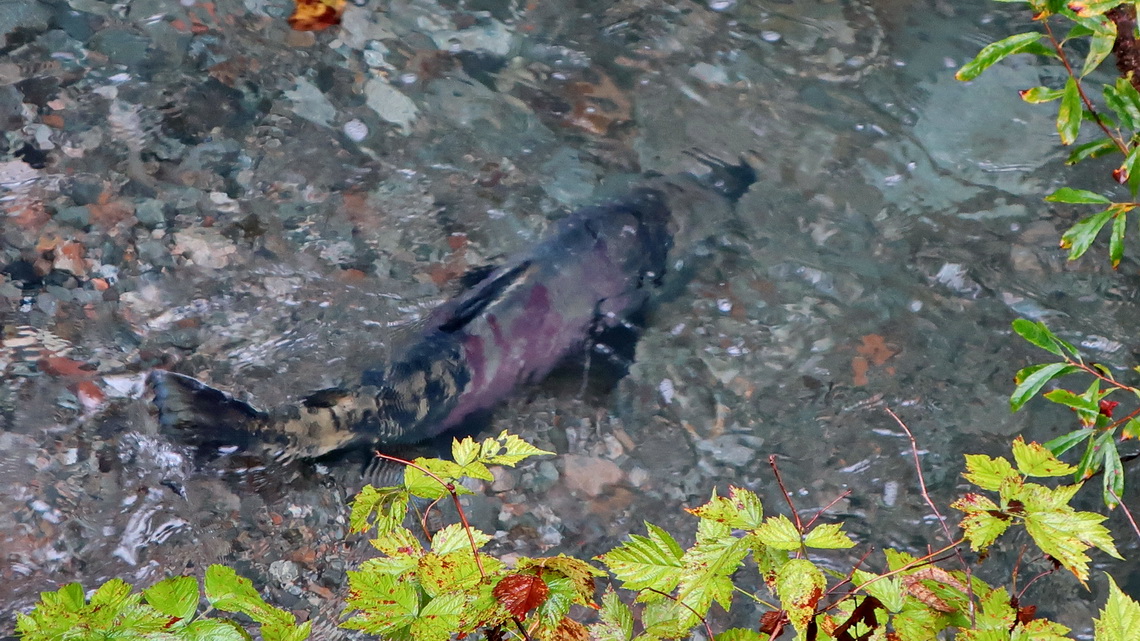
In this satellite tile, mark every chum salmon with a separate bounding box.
[149,154,755,462]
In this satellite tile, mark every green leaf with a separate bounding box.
[1011,436,1078,477]
[1110,210,1126,268]
[963,454,1018,491]
[263,620,312,641]
[430,522,491,555]
[1057,205,1112,257]
[596,523,685,593]
[852,569,906,613]
[1095,575,1140,641]
[1123,148,1140,198]
[182,618,250,641]
[1044,429,1094,457]
[1011,318,1068,356]
[1105,79,1140,131]
[478,430,554,466]
[686,486,764,531]
[715,629,766,641]
[803,522,856,549]
[1043,389,1101,418]
[1082,21,1118,76]
[342,571,420,635]
[1070,0,1128,17]
[1045,187,1111,205]
[404,458,470,500]
[592,589,634,641]
[410,593,465,641]
[349,484,410,535]
[1058,76,1082,145]
[956,32,1045,81]
[1102,440,1124,509]
[143,575,200,621]
[675,519,750,625]
[1024,505,1122,586]
[1019,86,1064,103]
[205,565,293,628]
[776,558,826,635]
[417,551,492,597]
[1067,138,1119,164]
[753,514,803,550]
[1019,618,1074,641]
[951,493,1011,551]
[1011,363,1079,411]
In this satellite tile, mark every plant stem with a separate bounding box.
[1042,19,1129,155]
[374,451,487,578]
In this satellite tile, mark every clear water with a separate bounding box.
[1,0,1135,634]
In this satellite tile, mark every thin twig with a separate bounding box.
[803,489,854,531]
[1041,19,1129,154]
[819,543,964,614]
[1016,565,1059,602]
[512,616,533,641]
[1109,488,1140,541]
[821,546,876,600]
[375,451,487,578]
[768,455,803,531]
[646,588,716,641]
[886,408,976,624]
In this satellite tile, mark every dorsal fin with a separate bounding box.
[438,260,532,333]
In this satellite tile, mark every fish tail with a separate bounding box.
[684,150,757,201]
[149,370,270,452]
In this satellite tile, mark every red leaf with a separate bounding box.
[492,573,549,618]
[1099,400,1119,417]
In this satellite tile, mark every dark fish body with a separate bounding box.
[151,157,755,461]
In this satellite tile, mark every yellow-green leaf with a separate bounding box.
[1011,436,1078,477]
[776,559,826,635]
[1058,76,1082,145]
[1095,575,1140,641]
[803,522,856,549]
[956,32,1045,81]
[753,514,803,550]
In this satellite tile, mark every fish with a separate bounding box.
[149,154,756,462]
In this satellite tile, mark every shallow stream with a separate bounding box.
[2,0,1138,635]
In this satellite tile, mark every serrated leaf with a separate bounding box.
[182,618,250,641]
[853,569,906,613]
[1011,363,1079,411]
[534,575,578,627]
[410,592,465,641]
[349,484,410,535]
[1095,575,1140,641]
[518,555,605,606]
[686,486,764,531]
[205,565,293,628]
[430,522,491,555]
[963,455,1018,491]
[342,570,419,634]
[1110,210,1126,268]
[675,519,750,625]
[753,514,803,550]
[263,620,312,641]
[1058,76,1082,145]
[776,558,826,635]
[493,573,550,618]
[593,590,634,641]
[452,436,480,466]
[1024,508,1121,586]
[640,599,690,639]
[951,494,1011,551]
[1012,436,1078,477]
[1082,21,1117,76]
[715,629,766,641]
[956,32,1045,81]
[417,551,493,597]
[143,575,199,621]
[479,430,554,466]
[1018,618,1073,641]
[596,523,685,593]
[1045,187,1112,205]
[1044,428,1094,457]
[803,522,856,549]
[404,458,471,500]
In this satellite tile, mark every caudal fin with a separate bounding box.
[149,370,268,451]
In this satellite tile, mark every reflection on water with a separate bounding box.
[2,0,1136,633]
